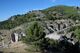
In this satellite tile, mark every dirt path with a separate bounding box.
[3,41,27,53]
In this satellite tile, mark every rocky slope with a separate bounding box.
[0,5,80,53]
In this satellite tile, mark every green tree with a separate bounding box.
[23,21,45,43]
[74,28,80,40]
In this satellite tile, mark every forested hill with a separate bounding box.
[0,5,80,29]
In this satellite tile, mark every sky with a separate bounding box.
[0,0,80,21]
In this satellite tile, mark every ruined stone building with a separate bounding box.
[11,30,26,43]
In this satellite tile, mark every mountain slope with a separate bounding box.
[0,5,80,29]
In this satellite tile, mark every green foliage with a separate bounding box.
[0,37,2,41]
[48,39,59,47]
[22,21,59,52]
[0,5,80,29]
[23,21,45,43]
[68,26,80,40]
[74,28,80,40]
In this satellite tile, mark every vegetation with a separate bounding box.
[23,21,45,43]
[68,26,80,40]
[74,27,80,40]
[0,5,80,53]
[0,5,80,29]
[22,21,59,53]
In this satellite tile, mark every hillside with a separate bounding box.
[0,5,80,29]
[0,5,80,53]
